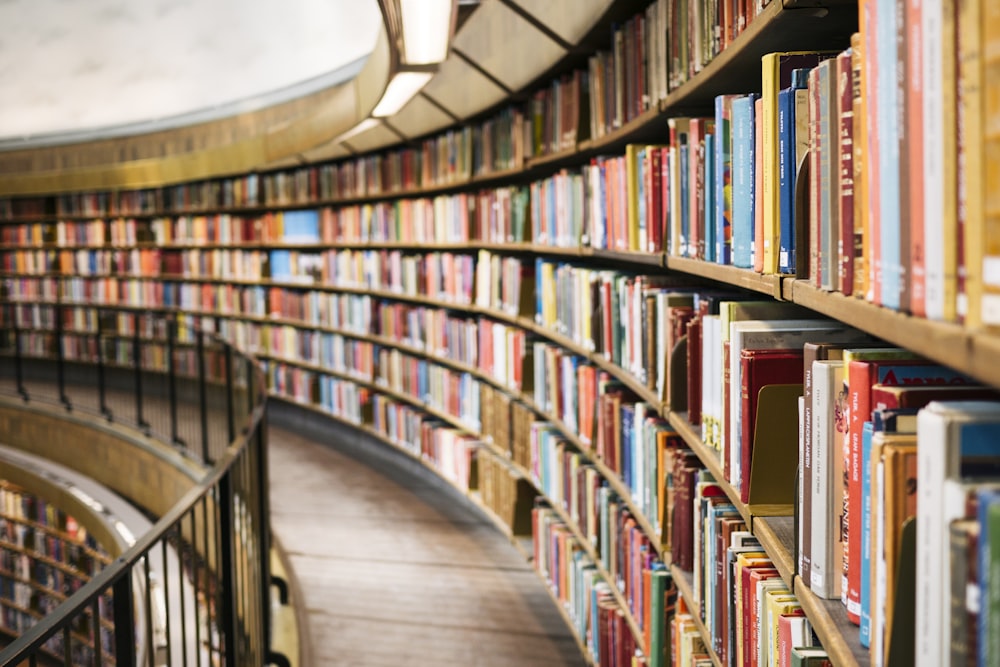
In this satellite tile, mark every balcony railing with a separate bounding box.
[0,296,272,667]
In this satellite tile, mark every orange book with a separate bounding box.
[906,1,926,315]
[956,0,983,325]
[979,1,1000,327]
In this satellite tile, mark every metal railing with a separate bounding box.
[0,298,273,667]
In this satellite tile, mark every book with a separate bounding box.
[732,94,758,269]
[778,69,810,274]
[739,348,804,504]
[810,359,845,600]
[761,52,832,274]
[916,401,1000,666]
[845,354,977,625]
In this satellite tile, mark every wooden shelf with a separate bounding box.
[587,247,665,268]
[752,516,796,589]
[793,584,867,667]
[666,412,750,526]
[786,279,1000,388]
[666,256,786,298]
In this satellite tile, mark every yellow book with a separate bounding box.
[764,591,800,667]
[980,0,1000,326]
[959,0,984,325]
[626,144,641,252]
[761,52,832,274]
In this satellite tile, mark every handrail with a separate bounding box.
[0,301,270,666]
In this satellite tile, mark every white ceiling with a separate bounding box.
[0,0,382,141]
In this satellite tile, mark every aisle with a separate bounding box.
[267,415,586,667]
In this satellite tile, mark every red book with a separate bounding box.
[716,515,748,664]
[672,456,701,571]
[739,349,804,503]
[837,50,855,294]
[777,609,807,667]
[843,358,976,623]
[686,315,703,424]
[870,383,998,411]
[743,566,780,667]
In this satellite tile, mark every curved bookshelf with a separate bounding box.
[12,0,992,664]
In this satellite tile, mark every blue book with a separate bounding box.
[859,420,875,648]
[621,404,634,489]
[282,209,320,242]
[731,94,757,268]
[715,95,739,265]
[269,250,291,279]
[876,0,901,310]
[778,69,810,274]
[978,488,1000,666]
[704,133,716,263]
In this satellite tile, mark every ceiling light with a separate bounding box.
[400,0,453,65]
[372,71,433,117]
[334,117,382,142]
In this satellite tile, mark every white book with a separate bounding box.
[797,393,807,577]
[915,401,1000,667]
[810,359,844,599]
[701,314,719,448]
[921,0,944,318]
[727,320,853,490]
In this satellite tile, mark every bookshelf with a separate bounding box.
[0,479,115,661]
[3,0,994,664]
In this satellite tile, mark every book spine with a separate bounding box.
[762,54,781,274]
[778,87,796,274]
[982,2,1000,326]
[754,97,765,273]
[957,0,984,326]
[732,96,755,268]
[809,68,822,286]
[851,33,869,299]
[837,50,855,295]
[906,0,926,315]
[875,0,900,310]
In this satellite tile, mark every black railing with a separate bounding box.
[0,297,272,667]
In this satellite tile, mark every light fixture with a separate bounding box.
[334,117,383,143]
[371,71,433,117]
[400,0,453,65]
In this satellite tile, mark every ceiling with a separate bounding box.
[0,0,382,142]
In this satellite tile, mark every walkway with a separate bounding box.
[267,402,585,667]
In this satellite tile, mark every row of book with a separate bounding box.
[0,0,786,223]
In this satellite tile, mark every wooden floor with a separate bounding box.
[0,375,586,666]
[267,407,586,667]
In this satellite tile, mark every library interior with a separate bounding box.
[0,0,997,665]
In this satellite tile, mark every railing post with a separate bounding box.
[134,312,150,434]
[225,345,236,442]
[167,313,182,446]
[198,328,211,464]
[218,471,239,664]
[255,417,273,657]
[96,307,112,421]
[113,572,137,667]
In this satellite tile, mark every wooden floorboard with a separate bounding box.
[268,420,587,666]
[0,378,587,666]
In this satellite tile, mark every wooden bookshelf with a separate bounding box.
[8,0,980,664]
